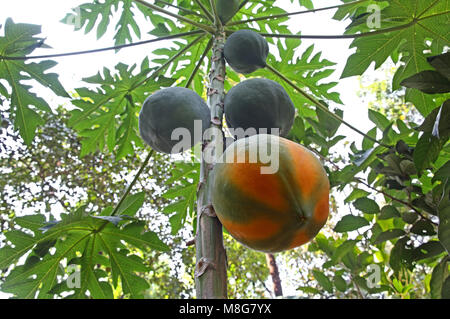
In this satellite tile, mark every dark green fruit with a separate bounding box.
[224,30,269,74]
[216,0,240,24]
[224,78,295,138]
[139,87,210,154]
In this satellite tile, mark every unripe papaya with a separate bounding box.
[139,87,210,154]
[216,0,240,24]
[224,29,269,74]
[224,78,295,138]
[212,134,330,253]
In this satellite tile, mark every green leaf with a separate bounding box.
[353,197,380,214]
[410,219,437,236]
[333,275,347,293]
[334,215,370,233]
[401,70,450,94]
[433,160,450,183]
[312,270,333,293]
[412,241,445,261]
[332,240,357,263]
[427,52,450,80]
[414,132,447,175]
[430,258,448,299]
[0,18,68,144]
[379,206,401,220]
[374,229,406,244]
[389,236,413,273]
[438,206,450,254]
[344,188,370,204]
[117,192,146,216]
[368,109,391,131]
[71,62,174,157]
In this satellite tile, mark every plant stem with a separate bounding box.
[111,150,154,217]
[354,178,438,226]
[194,0,215,23]
[155,0,207,19]
[185,37,213,89]
[228,0,369,26]
[265,63,390,148]
[195,31,228,299]
[0,30,204,61]
[238,0,250,10]
[209,0,223,29]
[133,0,215,33]
[259,20,417,40]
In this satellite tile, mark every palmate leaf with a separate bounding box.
[162,162,200,234]
[252,41,342,119]
[341,0,450,116]
[61,0,142,47]
[70,59,175,158]
[0,18,69,144]
[0,205,168,299]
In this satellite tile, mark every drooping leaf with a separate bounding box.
[334,215,370,233]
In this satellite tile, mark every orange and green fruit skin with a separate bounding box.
[212,134,330,253]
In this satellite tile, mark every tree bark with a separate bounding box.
[266,253,283,297]
[194,31,228,299]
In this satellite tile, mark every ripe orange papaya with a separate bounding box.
[212,134,330,253]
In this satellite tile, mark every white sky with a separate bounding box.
[0,0,376,298]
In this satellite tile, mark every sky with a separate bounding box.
[0,0,377,298]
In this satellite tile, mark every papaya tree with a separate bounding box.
[0,0,449,299]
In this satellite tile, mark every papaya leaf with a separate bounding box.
[70,60,175,158]
[0,208,167,298]
[162,161,200,234]
[0,18,68,144]
[401,70,450,94]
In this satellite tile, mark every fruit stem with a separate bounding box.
[185,38,214,89]
[194,0,215,23]
[265,63,391,148]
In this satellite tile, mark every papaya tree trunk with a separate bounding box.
[195,31,228,299]
[266,253,283,297]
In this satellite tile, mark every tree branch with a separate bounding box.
[354,178,439,226]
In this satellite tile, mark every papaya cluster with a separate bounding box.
[138,4,330,253]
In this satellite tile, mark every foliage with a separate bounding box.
[0,0,449,299]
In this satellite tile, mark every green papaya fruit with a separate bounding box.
[216,0,240,24]
[224,29,269,74]
[224,78,295,138]
[139,87,210,154]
